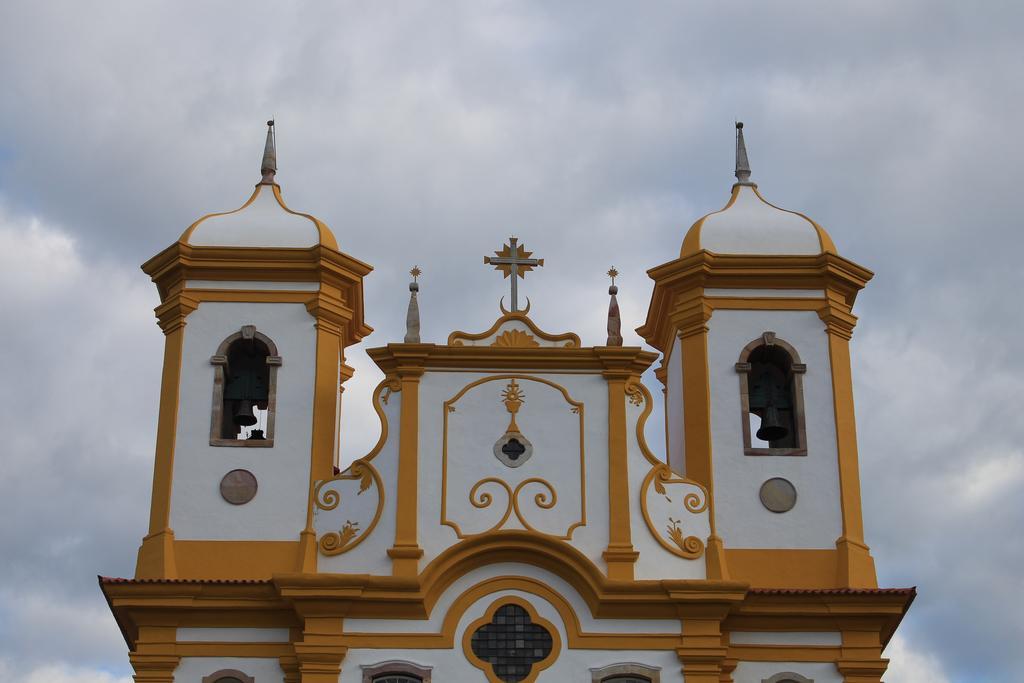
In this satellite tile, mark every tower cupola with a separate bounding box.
[680,122,836,256]
[181,120,340,250]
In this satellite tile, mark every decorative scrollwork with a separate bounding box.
[315,458,384,555]
[465,476,562,537]
[625,381,645,407]
[641,464,707,559]
[312,378,393,556]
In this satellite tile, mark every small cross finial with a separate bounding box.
[735,121,753,185]
[260,119,277,185]
[405,266,421,343]
[606,267,622,346]
[483,237,544,312]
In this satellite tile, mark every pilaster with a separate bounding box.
[388,347,429,577]
[819,304,877,588]
[600,358,639,580]
[130,625,179,683]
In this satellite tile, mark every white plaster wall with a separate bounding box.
[185,280,320,291]
[175,656,284,682]
[732,661,840,683]
[345,562,679,634]
[704,289,825,299]
[699,186,821,255]
[415,371,610,571]
[729,632,841,646]
[170,302,315,541]
[666,336,686,475]
[316,389,401,575]
[342,586,681,683]
[188,188,320,247]
[707,310,842,549]
[177,628,291,643]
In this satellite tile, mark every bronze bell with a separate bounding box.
[756,403,789,442]
[232,399,258,427]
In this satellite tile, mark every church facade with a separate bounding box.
[102,123,913,683]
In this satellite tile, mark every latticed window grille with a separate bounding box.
[470,603,553,682]
[371,676,421,683]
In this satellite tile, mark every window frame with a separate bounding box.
[761,673,814,683]
[735,331,807,457]
[361,660,432,683]
[209,324,282,448]
[590,662,661,682]
[201,670,255,683]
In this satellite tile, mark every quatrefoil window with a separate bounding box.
[469,603,554,682]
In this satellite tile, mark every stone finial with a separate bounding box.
[735,121,753,185]
[260,120,277,184]
[404,266,422,343]
[606,267,623,346]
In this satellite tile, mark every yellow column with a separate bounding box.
[820,304,877,588]
[676,617,729,683]
[674,295,728,579]
[601,368,638,580]
[136,294,197,579]
[129,625,179,683]
[837,629,888,683]
[293,616,346,683]
[388,348,427,577]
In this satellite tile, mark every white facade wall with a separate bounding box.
[414,370,611,570]
[170,302,316,541]
[666,335,685,475]
[706,309,842,549]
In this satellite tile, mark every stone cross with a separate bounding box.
[484,237,544,313]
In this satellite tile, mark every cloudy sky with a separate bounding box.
[0,1,1020,681]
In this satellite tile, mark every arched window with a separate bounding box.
[210,325,281,447]
[736,331,807,456]
[201,670,254,683]
[590,663,661,682]
[761,673,814,683]
[362,661,432,683]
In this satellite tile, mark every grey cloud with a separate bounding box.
[0,1,1021,680]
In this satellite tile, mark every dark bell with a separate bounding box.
[232,400,258,427]
[756,405,789,442]
[248,429,265,441]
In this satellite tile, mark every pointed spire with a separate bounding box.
[260,120,277,184]
[735,121,753,185]
[605,267,623,346]
[404,266,422,343]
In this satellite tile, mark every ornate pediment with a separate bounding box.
[448,311,580,349]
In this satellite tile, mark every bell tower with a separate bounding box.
[637,123,877,588]
[135,122,372,579]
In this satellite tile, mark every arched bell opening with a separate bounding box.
[209,325,282,447]
[736,332,807,456]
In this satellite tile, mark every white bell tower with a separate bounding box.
[135,122,373,579]
[638,123,877,587]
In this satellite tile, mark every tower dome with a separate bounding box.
[680,123,835,256]
[180,121,339,250]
